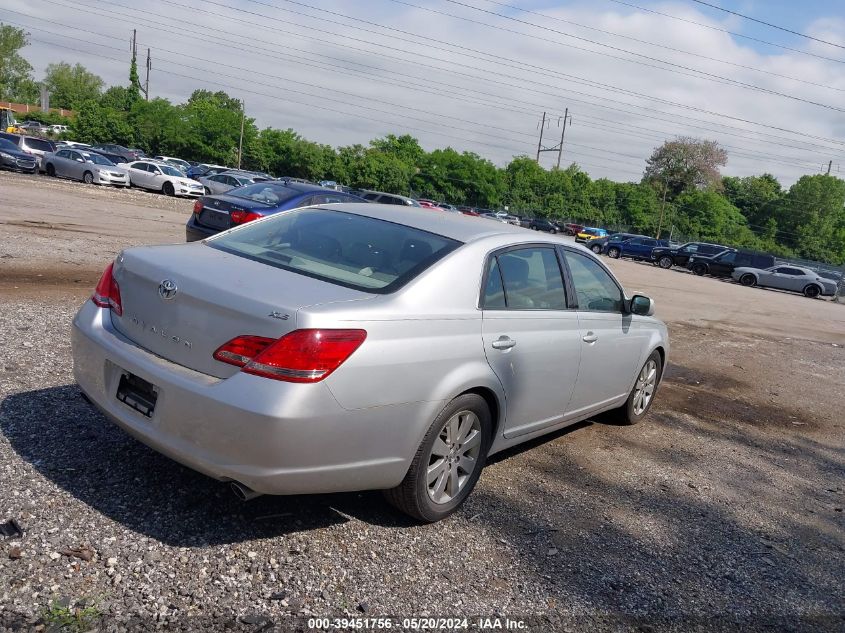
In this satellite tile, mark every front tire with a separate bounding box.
[45,163,56,177]
[739,273,756,287]
[803,284,821,298]
[612,351,662,425]
[691,263,707,276]
[384,394,492,522]
[608,247,621,259]
[591,244,603,254]
[82,171,93,185]
[163,181,175,196]
[658,255,673,269]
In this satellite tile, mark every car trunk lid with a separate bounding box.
[110,243,372,378]
[193,194,271,232]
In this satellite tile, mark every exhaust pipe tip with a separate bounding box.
[230,481,262,502]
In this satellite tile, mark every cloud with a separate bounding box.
[4,0,843,185]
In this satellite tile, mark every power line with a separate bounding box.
[470,0,844,94]
[396,0,845,112]
[686,0,845,51]
[604,0,845,65]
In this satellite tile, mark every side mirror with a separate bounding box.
[629,294,655,316]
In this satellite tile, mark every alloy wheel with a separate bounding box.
[632,359,657,416]
[426,410,482,504]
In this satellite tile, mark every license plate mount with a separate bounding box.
[116,372,158,418]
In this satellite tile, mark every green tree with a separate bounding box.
[68,100,133,145]
[43,62,103,109]
[0,24,38,103]
[722,173,783,227]
[129,98,182,155]
[100,86,133,112]
[774,175,845,263]
[644,137,728,198]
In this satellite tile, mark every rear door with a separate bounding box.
[128,162,149,187]
[52,149,71,176]
[481,246,582,438]
[561,248,646,415]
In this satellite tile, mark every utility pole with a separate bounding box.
[655,180,669,239]
[144,48,151,101]
[535,111,546,163]
[536,110,571,167]
[237,100,245,169]
[555,108,572,169]
[827,160,832,175]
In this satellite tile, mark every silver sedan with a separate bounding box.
[71,204,669,522]
[43,148,129,186]
[733,265,837,298]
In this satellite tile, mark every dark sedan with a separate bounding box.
[584,232,645,255]
[528,217,559,233]
[186,181,365,241]
[0,138,38,173]
[88,144,143,162]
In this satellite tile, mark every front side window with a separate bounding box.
[208,209,461,293]
[716,251,737,264]
[563,251,623,313]
[483,247,566,310]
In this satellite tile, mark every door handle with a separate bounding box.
[582,332,598,343]
[491,336,516,350]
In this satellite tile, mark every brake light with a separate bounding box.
[231,210,262,225]
[213,329,367,382]
[193,199,203,215]
[91,261,123,316]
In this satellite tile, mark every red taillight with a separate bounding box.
[91,262,123,316]
[213,329,367,382]
[193,199,203,215]
[231,210,262,225]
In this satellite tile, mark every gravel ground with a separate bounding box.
[1,172,844,632]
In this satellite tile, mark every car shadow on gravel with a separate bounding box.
[0,385,417,546]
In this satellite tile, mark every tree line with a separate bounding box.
[1,23,844,265]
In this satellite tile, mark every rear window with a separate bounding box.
[24,138,55,152]
[207,208,461,293]
[230,182,301,205]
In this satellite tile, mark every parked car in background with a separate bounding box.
[125,160,204,197]
[55,141,91,150]
[186,163,229,179]
[186,181,364,241]
[480,212,509,223]
[18,121,47,134]
[198,171,269,195]
[358,190,421,207]
[0,137,38,173]
[562,223,584,236]
[585,232,644,254]
[416,199,446,211]
[688,249,775,277]
[74,203,668,522]
[575,227,608,243]
[153,156,191,173]
[0,132,56,171]
[604,237,669,261]
[732,265,836,298]
[650,242,729,269]
[44,148,129,186]
[319,180,341,190]
[87,148,128,164]
[88,144,143,162]
[438,202,460,212]
[528,217,559,233]
[49,124,69,134]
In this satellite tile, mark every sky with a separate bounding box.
[2,0,844,185]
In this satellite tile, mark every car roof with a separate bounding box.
[309,202,559,244]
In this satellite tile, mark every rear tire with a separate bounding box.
[82,171,93,185]
[163,181,175,196]
[591,244,603,254]
[658,255,673,269]
[691,263,707,276]
[384,394,492,522]
[45,163,56,177]
[803,284,821,298]
[608,247,621,259]
[739,273,756,287]
[611,350,662,425]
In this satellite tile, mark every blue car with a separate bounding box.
[186,181,365,242]
[603,236,669,261]
[0,137,38,173]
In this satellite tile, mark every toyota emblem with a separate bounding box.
[158,279,178,300]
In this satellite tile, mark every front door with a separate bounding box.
[561,249,647,416]
[481,246,582,438]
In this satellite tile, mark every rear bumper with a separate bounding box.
[71,301,418,495]
[185,216,219,242]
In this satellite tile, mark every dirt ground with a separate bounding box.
[1,170,843,630]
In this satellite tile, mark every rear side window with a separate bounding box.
[24,138,54,152]
[208,209,461,293]
[482,247,566,310]
[563,251,623,313]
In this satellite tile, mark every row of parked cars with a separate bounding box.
[579,231,838,299]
